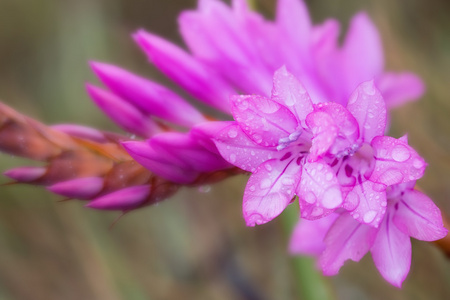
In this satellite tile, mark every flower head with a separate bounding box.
[213,67,426,227]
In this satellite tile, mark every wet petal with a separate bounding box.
[347,179,387,227]
[346,81,386,143]
[320,213,377,275]
[371,136,426,186]
[393,189,448,241]
[306,111,338,161]
[243,159,301,226]
[214,123,281,172]
[271,66,313,128]
[231,94,299,146]
[371,210,411,288]
[298,160,343,219]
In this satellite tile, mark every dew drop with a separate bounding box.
[325,173,333,181]
[230,153,237,163]
[413,158,424,169]
[198,185,211,193]
[363,210,377,223]
[228,128,238,138]
[391,144,410,162]
[260,178,272,189]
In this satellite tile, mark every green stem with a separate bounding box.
[281,205,335,300]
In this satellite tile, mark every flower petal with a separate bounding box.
[122,141,198,184]
[376,72,425,109]
[86,84,161,137]
[306,111,338,161]
[133,30,235,112]
[320,213,377,275]
[371,136,426,186]
[298,160,343,219]
[90,62,207,127]
[48,177,104,199]
[371,210,411,288]
[86,185,150,211]
[346,80,386,143]
[393,189,448,241]
[243,158,301,226]
[214,123,281,172]
[231,94,299,146]
[340,13,383,95]
[271,66,313,128]
[347,179,387,227]
[289,213,339,256]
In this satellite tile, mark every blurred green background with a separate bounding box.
[0,0,449,299]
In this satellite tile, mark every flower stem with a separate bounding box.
[281,204,335,300]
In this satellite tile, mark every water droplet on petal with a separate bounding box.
[413,158,424,169]
[322,187,342,209]
[260,178,272,189]
[391,144,410,162]
[325,173,333,181]
[198,185,211,193]
[305,192,316,204]
[363,210,377,223]
[229,153,237,163]
[228,128,238,138]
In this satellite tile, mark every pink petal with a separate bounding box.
[86,185,150,211]
[347,179,387,227]
[371,210,411,288]
[346,81,386,143]
[90,62,206,127]
[190,121,235,154]
[4,167,46,182]
[306,111,338,161]
[86,84,161,137]
[393,189,448,241]
[276,0,312,70]
[376,72,425,109]
[231,94,299,146]
[271,66,313,128]
[51,124,108,143]
[320,213,377,275]
[340,13,383,95]
[371,136,426,186]
[243,158,301,226]
[214,123,281,172]
[298,160,343,220]
[133,30,235,112]
[149,132,230,173]
[122,141,198,184]
[289,213,339,256]
[48,177,104,199]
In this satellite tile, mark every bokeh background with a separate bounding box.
[0,0,449,299]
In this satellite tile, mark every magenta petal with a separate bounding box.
[231,94,298,146]
[306,111,338,161]
[340,13,383,94]
[371,136,426,186]
[133,30,235,112]
[214,123,280,172]
[4,167,46,182]
[346,81,386,143]
[289,213,339,256]
[48,177,104,199]
[393,189,448,241]
[86,185,150,211]
[376,72,425,109]
[271,66,313,128]
[122,141,198,184]
[371,210,411,288]
[298,160,343,220]
[190,121,235,154]
[276,0,312,69]
[347,180,387,227]
[149,132,230,173]
[86,84,160,137]
[320,213,377,275]
[243,159,301,226]
[90,62,206,127]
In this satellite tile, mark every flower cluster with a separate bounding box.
[0,0,446,288]
[211,67,447,286]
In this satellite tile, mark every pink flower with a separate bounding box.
[290,182,448,287]
[86,0,424,186]
[213,67,426,227]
